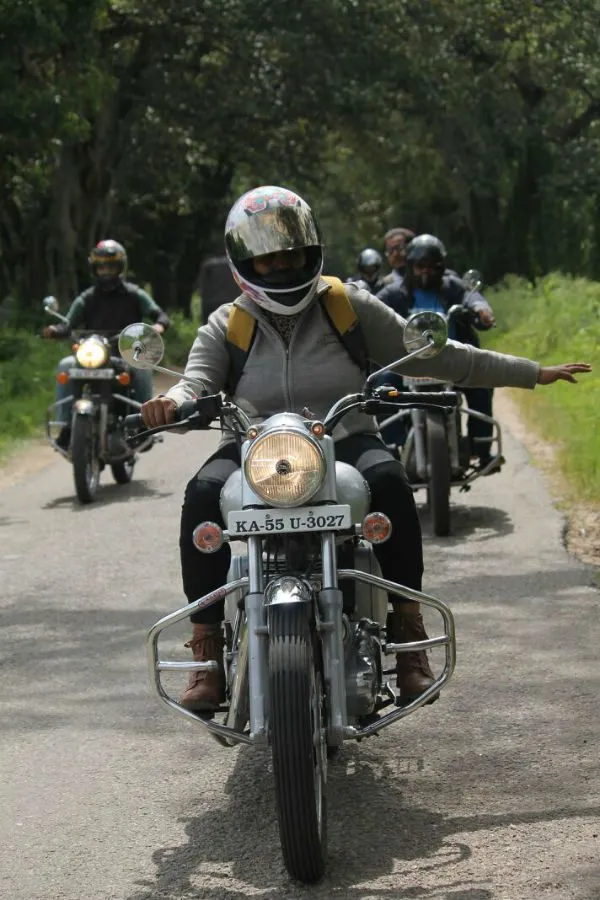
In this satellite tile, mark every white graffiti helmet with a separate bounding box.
[224,185,324,316]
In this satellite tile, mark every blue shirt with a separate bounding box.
[410,289,457,340]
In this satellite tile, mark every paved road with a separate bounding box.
[1,392,599,900]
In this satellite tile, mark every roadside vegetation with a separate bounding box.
[483,274,600,502]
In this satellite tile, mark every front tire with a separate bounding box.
[111,458,135,485]
[269,604,327,883]
[71,415,100,504]
[426,411,451,536]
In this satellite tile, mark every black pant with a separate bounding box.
[461,387,494,460]
[180,433,424,623]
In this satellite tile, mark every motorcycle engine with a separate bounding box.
[344,618,381,718]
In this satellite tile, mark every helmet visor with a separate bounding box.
[226,204,322,263]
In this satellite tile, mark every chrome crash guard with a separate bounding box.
[46,392,148,459]
[384,402,504,487]
[147,566,456,748]
[338,569,455,739]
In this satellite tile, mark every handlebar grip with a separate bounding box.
[124,413,143,429]
[174,399,203,422]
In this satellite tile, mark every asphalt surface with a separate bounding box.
[1,391,599,900]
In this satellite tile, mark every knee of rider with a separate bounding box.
[365,460,411,503]
[57,355,75,372]
[182,476,223,522]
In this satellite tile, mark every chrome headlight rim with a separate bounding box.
[244,425,326,508]
[75,337,110,369]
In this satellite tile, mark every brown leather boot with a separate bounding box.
[388,602,438,704]
[180,623,225,711]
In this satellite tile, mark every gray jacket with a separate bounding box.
[166,279,539,441]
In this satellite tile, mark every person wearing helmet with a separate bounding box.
[348,248,385,293]
[140,186,590,712]
[43,239,170,449]
[378,234,499,468]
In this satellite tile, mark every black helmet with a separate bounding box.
[357,248,383,278]
[89,239,127,288]
[405,234,446,289]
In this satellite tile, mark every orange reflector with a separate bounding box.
[117,372,131,386]
[311,421,325,438]
[362,512,392,544]
[192,522,224,554]
[387,389,399,397]
[56,372,70,385]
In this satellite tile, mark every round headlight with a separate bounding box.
[245,430,325,507]
[76,338,109,369]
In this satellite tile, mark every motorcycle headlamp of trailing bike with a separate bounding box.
[244,429,325,507]
[75,338,109,369]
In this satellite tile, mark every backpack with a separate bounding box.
[225,276,368,394]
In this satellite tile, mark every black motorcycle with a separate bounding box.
[43,296,153,503]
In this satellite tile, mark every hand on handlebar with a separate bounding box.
[42,325,57,339]
[141,396,177,428]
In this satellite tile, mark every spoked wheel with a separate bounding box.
[71,415,100,504]
[111,457,135,485]
[269,603,327,883]
[426,411,451,536]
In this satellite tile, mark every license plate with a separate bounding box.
[227,504,352,537]
[68,368,115,380]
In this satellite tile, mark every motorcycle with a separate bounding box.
[378,271,504,537]
[118,313,457,884]
[43,296,153,504]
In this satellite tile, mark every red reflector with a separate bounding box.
[362,512,392,544]
[192,522,224,554]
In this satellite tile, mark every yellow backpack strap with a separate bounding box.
[320,276,368,371]
[225,304,257,393]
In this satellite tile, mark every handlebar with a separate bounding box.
[124,395,223,434]
[124,387,458,445]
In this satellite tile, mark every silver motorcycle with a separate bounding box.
[119,312,457,884]
[379,271,504,537]
[43,296,153,503]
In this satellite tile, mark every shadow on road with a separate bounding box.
[41,478,173,510]
[418,503,514,542]
[126,744,600,900]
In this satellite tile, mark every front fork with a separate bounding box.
[244,532,347,748]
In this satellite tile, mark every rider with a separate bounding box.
[43,240,170,449]
[348,248,386,294]
[378,227,416,290]
[140,186,589,712]
[378,233,498,469]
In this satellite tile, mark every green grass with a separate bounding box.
[482,273,600,502]
[0,331,57,458]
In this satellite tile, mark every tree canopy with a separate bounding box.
[2,0,600,318]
